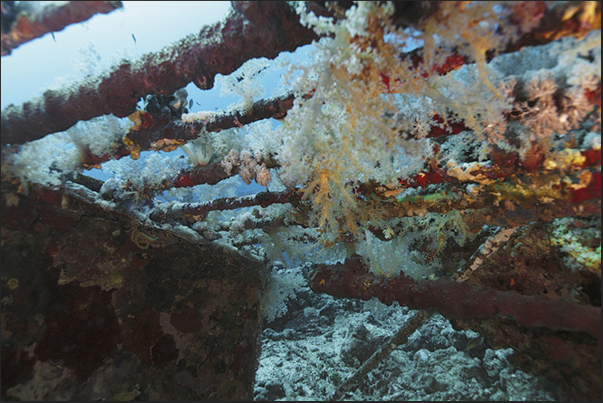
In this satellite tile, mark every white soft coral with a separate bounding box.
[180,139,214,166]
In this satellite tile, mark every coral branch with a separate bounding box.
[125,93,297,155]
[63,91,298,169]
[310,254,601,339]
[150,189,302,222]
[1,1,122,56]
[141,152,279,193]
[1,2,322,146]
[169,161,234,188]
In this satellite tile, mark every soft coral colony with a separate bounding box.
[1,0,601,395]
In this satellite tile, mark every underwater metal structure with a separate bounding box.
[1,1,601,400]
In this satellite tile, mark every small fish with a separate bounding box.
[111,390,140,401]
[189,99,194,109]
[131,33,136,44]
[465,338,480,351]
[51,32,56,42]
